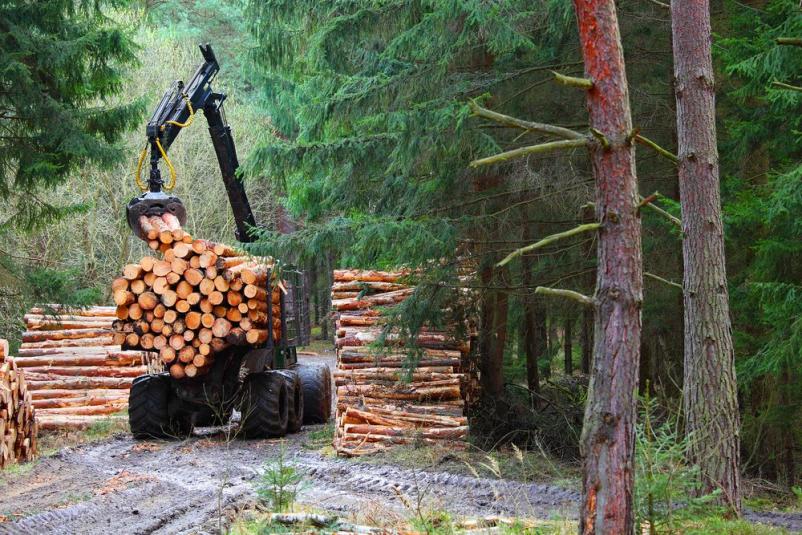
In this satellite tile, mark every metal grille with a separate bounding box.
[281,268,311,347]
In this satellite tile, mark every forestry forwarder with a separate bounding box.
[124,44,332,439]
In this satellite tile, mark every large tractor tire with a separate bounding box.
[277,370,304,433]
[239,371,288,438]
[296,363,332,425]
[129,374,191,439]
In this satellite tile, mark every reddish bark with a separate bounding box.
[573,0,644,531]
[671,0,741,511]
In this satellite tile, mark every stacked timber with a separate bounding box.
[15,306,150,430]
[111,226,282,380]
[0,339,37,467]
[332,269,470,456]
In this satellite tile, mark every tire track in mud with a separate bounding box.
[0,433,800,534]
[0,433,577,534]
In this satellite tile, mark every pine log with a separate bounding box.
[332,281,408,292]
[27,377,134,390]
[28,306,117,317]
[19,336,114,350]
[36,415,125,431]
[32,393,128,409]
[342,424,467,440]
[37,404,127,416]
[16,346,125,358]
[16,365,147,378]
[122,264,143,280]
[332,269,409,283]
[169,363,186,379]
[337,384,461,401]
[332,288,415,311]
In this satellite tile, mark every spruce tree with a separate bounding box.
[718,0,802,486]
[0,0,141,230]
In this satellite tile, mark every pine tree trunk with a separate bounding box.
[563,316,573,375]
[573,0,644,530]
[671,0,741,511]
[543,317,555,379]
[310,258,319,334]
[488,270,509,398]
[477,265,508,400]
[581,308,592,374]
[521,224,542,400]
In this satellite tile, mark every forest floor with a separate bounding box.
[0,352,799,534]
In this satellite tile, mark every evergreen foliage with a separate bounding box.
[0,0,142,230]
[718,0,802,484]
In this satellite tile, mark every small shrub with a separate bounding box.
[257,443,304,513]
[635,390,719,533]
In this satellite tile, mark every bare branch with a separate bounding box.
[470,138,589,168]
[776,37,802,47]
[641,195,682,228]
[771,80,802,93]
[634,134,678,163]
[535,287,595,307]
[590,128,610,149]
[644,271,682,290]
[468,100,586,140]
[552,71,594,89]
[497,222,601,267]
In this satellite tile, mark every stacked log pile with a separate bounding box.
[0,339,37,467]
[15,306,150,430]
[112,216,282,380]
[332,270,470,456]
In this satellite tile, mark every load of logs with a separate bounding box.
[15,306,150,430]
[0,339,37,467]
[332,269,470,456]
[112,214,282,380]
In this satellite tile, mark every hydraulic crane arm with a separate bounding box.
[126,44,258,243]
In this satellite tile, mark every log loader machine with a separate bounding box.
[124,44,331,439]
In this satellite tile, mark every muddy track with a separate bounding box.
[0,432,799,534]
[0,429,801,534]
[0,430,577,535]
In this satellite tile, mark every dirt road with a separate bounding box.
[0,429,579,534]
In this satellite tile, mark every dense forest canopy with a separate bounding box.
[0,0,800,529]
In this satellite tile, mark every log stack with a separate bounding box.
[331,269,471,456]
[111,220,282,380]
[15,306,150,430]
[0,339,37,467]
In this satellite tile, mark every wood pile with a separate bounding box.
[112,214,282,380]
[331,269,470,456]
[0,339,37,467]
[15,306,150,430]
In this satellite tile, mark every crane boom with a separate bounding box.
[126,44,258,243]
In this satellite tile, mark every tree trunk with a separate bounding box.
[581,308,592,374]
[782,366,795,488]
[573,0,644,530]
[322,252,333,341]
[521,225,541,400]
[478,263,507,399]
[671,0,741,512]
[543,316,555,379]
[563,316,573,376]
[310,257,319,335]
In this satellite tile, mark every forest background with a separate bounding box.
[1,0,800,497]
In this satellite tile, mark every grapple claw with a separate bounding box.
[126,191,187,241]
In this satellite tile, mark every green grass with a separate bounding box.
[351,441,579,488]
[302,421,335,452]
[37,415,130,456]
[675,516,792,534]
[0,459,37,482]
